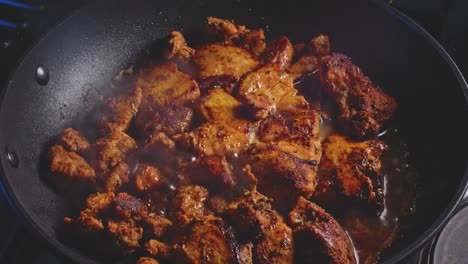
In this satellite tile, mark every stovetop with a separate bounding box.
[0,0,467,263]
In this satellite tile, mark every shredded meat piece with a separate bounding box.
[165,31,195,62]
[90,130,137,173]
[288,197,356,264]
[227,190,294,264]
[319,53,397,139]
[50,145,96,188]
[263,35,294,69]
[137,62,200,107]
[315,134,387,212]
[60,128,90,153]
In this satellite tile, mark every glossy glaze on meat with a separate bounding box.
[48,17,413,264]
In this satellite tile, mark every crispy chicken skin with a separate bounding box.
[227,190,294,264]
[172,216,240,264]
[90,130,137,173]
[319,53,397,139]
[263,35,295,69]
[60,128,90,153]
[134,164,166,192]
[315,134,387,212]
[205,17,249,43]
[137,62,200,107]
[136,101,194,137]
[165,31,195,63]
[239,29,267,57]
[193,44,259,92]
[99,86,142,133]
[184,155,236,190]
[170,185,210,225]
[50,145,96,187]
[288,197,356,264]
[237,64,309,119]
[137,257,160,264]
[104,161,129,192]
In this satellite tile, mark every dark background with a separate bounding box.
[0,0,467,263]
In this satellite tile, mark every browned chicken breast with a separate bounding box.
[170,185,210,225]
[288,197,356,264]
[239,29,267,57]
[172,215,240,264]
[60,128,90,153]
[237,64,309,119]
[134,164,166,192]
[142,132,176,163]
[50,145,96,188]
[315,134,387,212]
[90,130,137,173]
[184,155,236,190]
[205,17,249,43]
[193,44,259,92]
[137,62,200,106]
[306,33,331,57]
[227,190,294,264]
[198,87,243,122]
[136,101,194,137]
[107,219,143,254]
[145,239,172,258]
[319,53,397,139]
[84,192,115,216]
[103,161,129,192]
[164,31,195,63]
[263,35,294,69]
[288,34,330,81]
[142,213,173,238]
[114,192,148,221]
[99,86,142,133]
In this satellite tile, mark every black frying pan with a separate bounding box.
[0,0,467,263]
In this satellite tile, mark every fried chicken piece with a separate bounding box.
[114,193,148,220]
[193,44,259,92]
[239,243,253,264]
[288,34,330,81]
[138,257,160,264]
[50,145,96,188]
[180,120,256,156]
[104,161,129,192]
[142,132,176,162]
[146,239,172,258]
[237,64,309,119]
[306,33,330,57]
[319,53,397,139]
[99,86,142,133]
[288,197,356,264]
[170,185,210,225]
[107,219,143,254]
[183,155,236,191]
[136,101,194,137]
[137,62,200,106]
[226,191,294,264]
[239,29,267,57]
[263,35,294,69]
[74,211,105,235]
[164,31,195,63]
[208,195,230,215]
[134,164,166,192]
[205,17,249,43]
[315,134,387,212]
[198,88,243,123]
[247,144,318,209]
[172,216,240,264]
[90,130,137,173]
[142,213,173,238]
[60,128,90,153]
[288,55,319,81]
[84,192,115,216]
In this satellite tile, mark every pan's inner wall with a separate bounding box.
[0,0,467,263]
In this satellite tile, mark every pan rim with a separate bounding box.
[0,0,466,263]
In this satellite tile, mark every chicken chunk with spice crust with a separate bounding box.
[170,185,210,225]
[137,62,200,107]
[288,197,356,264]
[239,29,267,57]
[288,34,330,81]
[315,134,387,212]
[107,219,143,254]
[89,130,137,173]
[99,86,142,134]
[137,257,160,264]
[205,17,249,43]
[263,35,294,69]
[114,192,148,221]
[134,164,166,193]
[103,161,129,193]
[198,88,243,123]
[237,64,309,119]
[164,31,195,63]
[60,128,90,153]
[183,154,236,191]
[172,215,240,264]
[319,53,397,139]
[226,190,294,264]
[142,213,173,238]
[50,145,96,188]
[193,44,259,93]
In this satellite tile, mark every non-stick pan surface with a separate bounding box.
[0,0,467,263]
